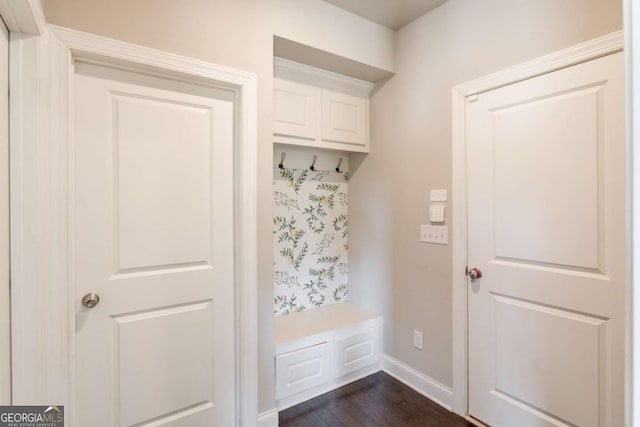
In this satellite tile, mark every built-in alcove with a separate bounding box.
[272,51,384,410]
[274,35,395,82]
[273,145,350,315]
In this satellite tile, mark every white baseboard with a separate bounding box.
[258,408,279,427]
[382,353,453,411]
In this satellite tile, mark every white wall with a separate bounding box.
[349,0,622,388]
[41,0,394,414]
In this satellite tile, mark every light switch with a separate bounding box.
[430,205,445,223]
[420,224,448,245]
[430,189,447,202]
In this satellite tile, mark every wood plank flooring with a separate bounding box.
[279,372,474,426]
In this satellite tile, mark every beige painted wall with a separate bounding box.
[41,0,624,412]
[349,0,622,388]
[41,0,393,413]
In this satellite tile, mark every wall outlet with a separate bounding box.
[413,330,424,351]
[420,224,448,244]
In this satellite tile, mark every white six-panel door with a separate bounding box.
[74,62,236,426]
[467,52,624,426]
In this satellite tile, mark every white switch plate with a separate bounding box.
[420,224,448,244]
[413,330,423,350]
[429,205,445,223]
[430,189,447,202]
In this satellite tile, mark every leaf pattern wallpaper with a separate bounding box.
[273,167,349,315]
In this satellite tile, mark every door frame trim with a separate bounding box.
[450,30,624,417]
[10,25,258,425]
[0,0,45,35]
[0,0,45,406]
[624,0,639,423]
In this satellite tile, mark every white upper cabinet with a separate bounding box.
[321,89,368,147]
[274,79,320,140]
[273,58,372,153]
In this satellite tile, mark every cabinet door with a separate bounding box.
[335,327,381,378]
[274,78,319,140]
[321,89,368,147]
[275,342,332,400]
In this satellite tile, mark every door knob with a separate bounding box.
[82,293,100,308]
[468,268,482,282]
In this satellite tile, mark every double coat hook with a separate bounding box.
[310,155,343,172]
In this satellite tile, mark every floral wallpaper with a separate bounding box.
[273,167,349,315]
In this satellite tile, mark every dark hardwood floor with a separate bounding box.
[279,372,474,427]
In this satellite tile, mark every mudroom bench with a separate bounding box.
[275,302,383,410]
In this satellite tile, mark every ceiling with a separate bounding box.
[321,0,447,30]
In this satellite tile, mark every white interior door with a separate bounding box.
[74,62,236,426]
[0,18,9,405]
[467,52,624,427]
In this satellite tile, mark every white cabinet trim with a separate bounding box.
[274,133,370,153]
[274,56,374,98]
[10,25,258,425]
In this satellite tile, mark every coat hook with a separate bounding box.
[335,157,343,173]
[278,152,286,170]
[310,155,317,171]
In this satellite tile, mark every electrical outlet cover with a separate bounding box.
[413,330,423,350]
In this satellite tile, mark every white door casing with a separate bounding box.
[0,17,9,406]
[74,62,235,426]
[451,31,624,419]
[624,0,640,424]
[0,0,45,36]
[465,52,624,427]
[0,0,48,405]
[10,26,258,425]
